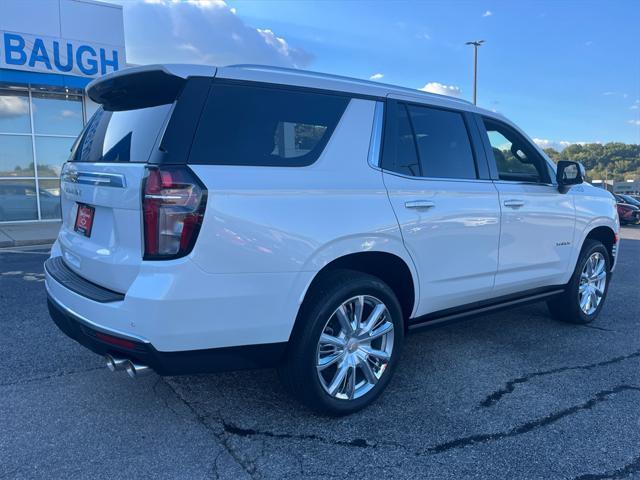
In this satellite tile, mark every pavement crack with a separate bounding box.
[152,378,188,419]
[581,324,616,332]
[207,450,224,480]
[222,421,377,449]
[573,453,640,480]
[428,385,640,455]
[480,349,640,407]
[161,379,259,479]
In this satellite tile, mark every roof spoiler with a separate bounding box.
[86,64,216,111]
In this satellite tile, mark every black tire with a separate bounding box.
[547,239,611,324]
[279,269,404,416]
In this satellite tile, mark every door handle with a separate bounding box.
[405,200,435,209]
[503,199,525,208]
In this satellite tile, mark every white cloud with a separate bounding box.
[585,40,594,47]
[631,100,640,110]
[415,33,431,40]
[0,95,29,118]
[419,82,462,97]
[369,73,384,81]
[60,109,80,118]
[533,138,602,151]
[628,120,640,126]
[126,0,312,68]
[533,138,571,150]
[482,10,493,17]
[602,91,616,96]
[145,0,227,6]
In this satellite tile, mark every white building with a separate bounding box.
[613,179,640,195]
[590,179,614,192]
[0,0,126,223]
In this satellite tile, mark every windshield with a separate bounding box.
[619,194,640,206]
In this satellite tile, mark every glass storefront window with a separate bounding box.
[38,179,62,220]
[0,83,85,222]
[32,92,83,136]
[35,136,74,177]
[0,179,39,221]
[0,135,35,177]
[0,88,31,134]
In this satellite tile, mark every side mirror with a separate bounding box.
[556,160,585,192]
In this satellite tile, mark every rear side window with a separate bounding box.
[382,102,477,179]
[70,104,172,163]
[407,105,476,179]
[392,104,421,176]
[188,83,349,167]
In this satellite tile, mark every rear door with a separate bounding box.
[381,99,501,315]
[476,115,576,295]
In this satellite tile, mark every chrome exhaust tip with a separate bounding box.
[125,361,151,378]
[105,354,128,372]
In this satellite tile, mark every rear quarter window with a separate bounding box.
[187,83,350,167]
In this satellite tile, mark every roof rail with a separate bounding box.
[226,64,473,105]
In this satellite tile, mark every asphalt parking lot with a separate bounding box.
[1,227,639,480]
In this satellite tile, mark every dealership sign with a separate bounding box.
[0,31,125,78]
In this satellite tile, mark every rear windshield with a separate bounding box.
[70,104,172,163]
[188,83,350,167]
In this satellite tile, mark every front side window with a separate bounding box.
[382,102,476,179]
[188,83,350,167]
[483,118,549,183]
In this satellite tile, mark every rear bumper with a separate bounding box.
[47,293,286,376]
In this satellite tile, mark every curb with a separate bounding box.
[0,238,57,248]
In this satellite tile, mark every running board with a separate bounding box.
[408,288,565,332]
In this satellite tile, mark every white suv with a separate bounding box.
[46,64,619,415]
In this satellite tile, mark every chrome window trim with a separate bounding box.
[367,101,384,168]
[492,180,557,187]
[380,168,495,184]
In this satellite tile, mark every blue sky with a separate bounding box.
[111,0,639,148]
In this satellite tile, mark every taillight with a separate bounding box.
[142,165,207,260]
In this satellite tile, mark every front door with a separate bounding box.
[381,100,501,316]
[478,116,576,296]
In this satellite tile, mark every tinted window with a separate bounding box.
[381,104,420,176]
[188,83,349,167]
[483,118,549,183]
[71,104,171,163]
[407,105,476,179]
[382,102,476,179]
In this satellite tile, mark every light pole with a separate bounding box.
[465,40,484,105]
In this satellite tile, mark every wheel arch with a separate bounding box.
[292,248,419,336]
[583,225,617,263]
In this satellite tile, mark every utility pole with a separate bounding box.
[465,40,485,105]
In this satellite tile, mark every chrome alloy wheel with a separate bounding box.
[316,295,394,400]
[579,252,607,315]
